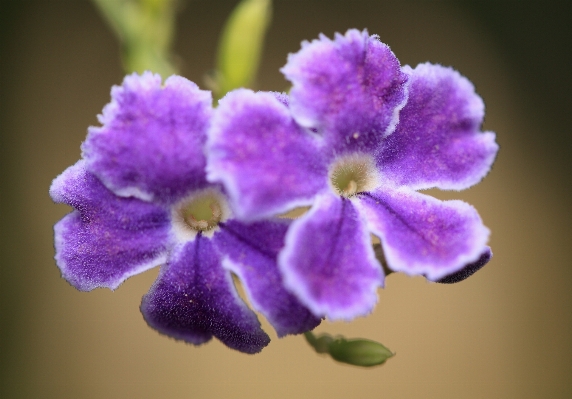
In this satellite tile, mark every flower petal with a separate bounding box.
[356,188,490,280]
[279,194,383,320]
[82,72,212,204]
[282,29,408,154]
[378,63,499,191]
[50,161,170,291]
[141,236,270,354]
[435,247,492,284]
[212,219,321,337]
[207,89,327,219]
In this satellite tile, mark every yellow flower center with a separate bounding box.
[182,197,222,231]
[329,153,380,198]
[172,189,229,240]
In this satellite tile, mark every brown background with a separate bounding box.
[2,1,571,398]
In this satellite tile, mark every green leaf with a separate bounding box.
[214,0,272,98]
[304,331,394,367]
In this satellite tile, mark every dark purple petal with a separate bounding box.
[212,219,321,337]
[282,29,408,154]
[435,247,492,284]
[140,236,270,354]
[82,72,212,204]
[279,194,383,320]
[50,161,170,291]
[356,187,490,280]
[378,63,499,190]
[207,89,328,219]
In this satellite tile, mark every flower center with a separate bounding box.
[172,188,229,240]
[329,153,380,197]
[182,196,222,231]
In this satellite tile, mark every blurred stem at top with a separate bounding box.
[91,0,179,78]
[213,0,272,100]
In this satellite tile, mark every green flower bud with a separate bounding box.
[304,332,394,367]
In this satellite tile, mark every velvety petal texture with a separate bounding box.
[50,161,170,291]
[83,72,212,204]
[207,90,328,219]
[282,29,408,153]
[378,63,498,191]
[279,195,384,320]
[435,247,492,284]
[141,236,270,354]
[213,219,321,337]
[356,188,489,280]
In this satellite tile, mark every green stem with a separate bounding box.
[91,0,179,78]
[213,0,272,99]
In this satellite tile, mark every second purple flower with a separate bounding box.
[50,73,320,354]
[207,30,499,320]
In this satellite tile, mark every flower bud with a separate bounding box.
[305,332,394,367]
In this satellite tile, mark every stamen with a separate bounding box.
[185,214,209,230]
[343,180,358,196]
[210,202,222,219]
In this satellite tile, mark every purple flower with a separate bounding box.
[207,30,499,320]
[50,72,320,354]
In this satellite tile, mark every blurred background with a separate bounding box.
[1,1,571,398]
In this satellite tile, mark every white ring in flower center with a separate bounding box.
[171,188,230,240]
[328,153,380,197]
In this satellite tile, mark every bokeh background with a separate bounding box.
[2,1,571,398]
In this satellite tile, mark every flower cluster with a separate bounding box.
[51,29,498,353]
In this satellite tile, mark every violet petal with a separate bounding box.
[50,161,170,291]
[207,89,327,219]
[282,29,408,154]
[378,63,498,191]
[82,72,212,204]
[213,219,321,337]
[435,247,492,284]
[279,194,383,320]
[140,236,270,354]
[356,187,490,281]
